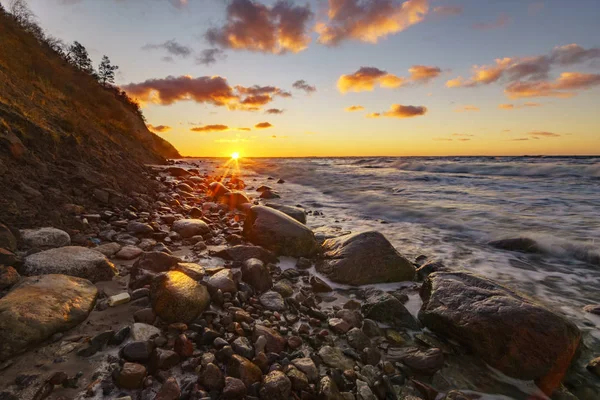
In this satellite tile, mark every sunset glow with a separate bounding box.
[231,152,240,160]
[23,0,600,157]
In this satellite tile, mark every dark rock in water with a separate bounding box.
[0,274,97,361]
[22,246,115,282]
[310,276,332,292]
[488,237,541,253]
[317,231,415,285]
[208,181,231,198]
[415,260,448,281]
[387,346,444,375]
[77,330,114,357]
[150,271,211,323]
[265,203,307,224]
[122,341,154,362]
[362,293,420,330]
[296,257,311,269]
[221,191,251,210]
[243,206,317,257]
[419,271,581,394]
[110,326,130,345]
[213,245,278,264]
[259,190,281,199]
[172,219,210,238]
[241,258,272,293]
[260,370,291,400]
[116,362,147,389]
[583,304,600,315]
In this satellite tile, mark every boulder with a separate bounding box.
[419,272,581,394]
[173,262,205,280]
[243,206,317,257]
[220,191,251,209]
[265,203,307,224]
[259,290,286,311]
[207,269,237,293]
[208,181,231,198]
[362,292,419,330]
[241,258,272,293]
[20,227,70,249]
[166,166,190,177]
[129,251,180,289]
[172,219,210,238]
[0,266,20,290]
[0,274,97,360]
[22,246,115,282]
[488,237,541,253]
[317,231,415,285]
[151,271,211,323]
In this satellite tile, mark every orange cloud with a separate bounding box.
[147,124,172,133]
[529,131,560,137]
[316,0,429,45]
[455,105,480,112]
[345,105,365,112]
[255,122,273,129]
[505,72,600,98]
[367,104,427,119]
[498,102,541,110]
[446,44,600,89]
[473,13,510,30]
[205,0,313,54]
[191,124,230,132]
[338,67,404,93]
[409,65,442,83]
[123,76,291,111]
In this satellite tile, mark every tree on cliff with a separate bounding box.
[98,55,119,87]
[67,41,95,74]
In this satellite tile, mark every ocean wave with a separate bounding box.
[390,160,600,178]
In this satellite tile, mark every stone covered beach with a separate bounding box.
[0,160,595,400]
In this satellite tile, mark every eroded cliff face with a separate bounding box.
[0,11,181,228]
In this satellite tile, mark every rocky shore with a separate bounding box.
[0,161,596,400]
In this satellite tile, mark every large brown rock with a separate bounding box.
[151,271,211,323]
[22,246,115,282]
[220,191,250,209]
[172,219,210,238]
[316,231,415,285]
[419,272,581,394]
[227,354,263,387]
[243,206,317,257]
[0,274,98,360]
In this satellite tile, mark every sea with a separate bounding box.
[182,155,600,398]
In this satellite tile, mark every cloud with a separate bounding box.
[191,124,230,132]
[206,0,313,54]
[142,39,192,58]
[473,13,510,30]
[511,138,530,141]
[123,75,291,111]
[293,80,317,94]
[455,105,479,112]
[367,104,427,118]
[147,124,172,133]
[338,67,404,93]
[265,108,284,114]
[432,5,462,16]
[316,0,429,46]
[446,44,600,89]
[505,72,600,98]
[452,133,474,137]
[409,65,442,83]
[255,122,273,129]
[338,65,442,93]
[529,131,560,137]
[196,48,227,65]
[498,102,541,110]
[345,105,365,112]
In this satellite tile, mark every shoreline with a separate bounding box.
[0,160,597,400]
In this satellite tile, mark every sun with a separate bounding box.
[231,152,240,160]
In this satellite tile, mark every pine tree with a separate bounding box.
[67,41,94,74]
[98,55,119,87]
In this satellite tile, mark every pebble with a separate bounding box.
[108,292,131,307]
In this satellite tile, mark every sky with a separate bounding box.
[11,0,600,157]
